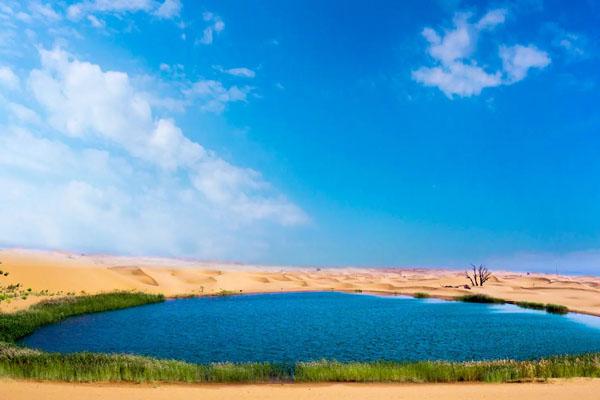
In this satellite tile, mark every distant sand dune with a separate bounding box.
[0,249,599,316]
[108,267,159,287]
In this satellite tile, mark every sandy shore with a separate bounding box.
[2,379,600,400]
[1,248,599,315]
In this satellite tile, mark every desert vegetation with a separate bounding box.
[413,292,430,298]
[465,264,492,287]
[456,294,506,304]
[0,343,598,383]
[458,294,570,314]
[0,292,164,342]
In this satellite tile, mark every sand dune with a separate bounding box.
[0,249,599,317]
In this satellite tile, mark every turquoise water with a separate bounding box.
[20,292,600,363]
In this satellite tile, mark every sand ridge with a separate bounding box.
[0,248,599,316]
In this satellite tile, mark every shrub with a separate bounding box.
[413,292,430,298]
[456,294,506,304]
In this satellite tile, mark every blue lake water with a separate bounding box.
[20,292,600,363]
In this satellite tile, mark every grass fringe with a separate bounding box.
[0,343,598,383]
[0,292,164,342]
[456,294,506,304]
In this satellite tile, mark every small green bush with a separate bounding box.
[413,292,430,298]
[456,294,506,304]
[545,304,569,314]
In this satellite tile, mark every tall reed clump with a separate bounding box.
[515,301,546,311]
[413,292,430,299]
[0,292,165,342]
[455,294,506,304]
[515,301,569,314]
[0,343,292,383]
[1,346,599,383]
[295,355,600,383]
[545,304,569,315]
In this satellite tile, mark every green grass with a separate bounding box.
[515,301,546,311]
[545,304,569,315]
[515,301,569,315]
[0,343,598,383]
[456,294,506,304]
[294,355,600,383]
[212,290,241,297]
[0,343,291,383]
[413,292,430,298]
[0,292,164,343]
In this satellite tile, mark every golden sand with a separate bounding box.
[2,379,600,400]
[0,248,598,315]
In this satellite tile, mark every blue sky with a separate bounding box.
[0,0,599,273]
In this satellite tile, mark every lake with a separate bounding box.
[20,292,600,363]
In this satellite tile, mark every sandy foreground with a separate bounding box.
[2,379,600,400]
[0,248,599,315]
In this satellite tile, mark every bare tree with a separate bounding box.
[465,264,477,287]
[465,264,492,287]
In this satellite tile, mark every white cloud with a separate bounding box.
[184,79,251,113]
[27,47,305,218]
[199,26,213,45]
[555,32,587,59]
[198,12,224,45]
[225,67,256,78]
[213,19,225,32]
[475,8,506,30]
[154,0,181,19]
[26,1,61,21]
[0,48,308,258]
[412,63,501,97]
[87,14,105,28]
[6,102,41,124]
[0,66,19,90]
[412,9,550,98]
[500,44,551,83]
[67,0,180,21]
[214,65,256,78]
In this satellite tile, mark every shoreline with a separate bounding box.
[167,289,600,318]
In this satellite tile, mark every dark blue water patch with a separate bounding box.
[20,292,600,363]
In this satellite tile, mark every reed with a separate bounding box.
[515,301,569,314]
[455,294,506,304]
[413,292,430,298]
[295,355,600,383]
[515,301,546,311]
[1,343,598,383]
[0,343,291,383]
[0,292,164,342]
[545,304,569,314]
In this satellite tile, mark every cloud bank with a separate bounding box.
[0,48,307,258]
[412,9,551,97]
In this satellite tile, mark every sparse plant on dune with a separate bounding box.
[465,264,492,287]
